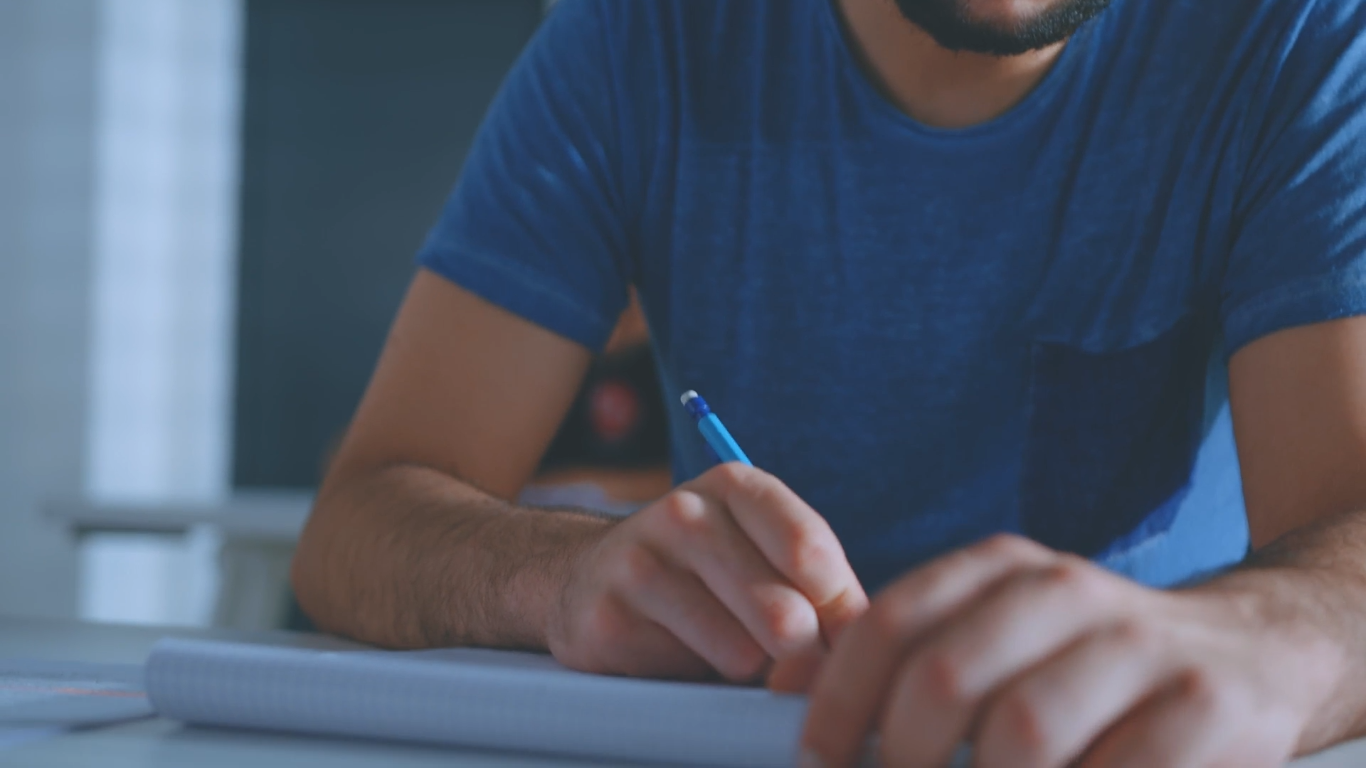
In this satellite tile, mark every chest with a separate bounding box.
[644,138,1230,365]
[636,138,1232,565]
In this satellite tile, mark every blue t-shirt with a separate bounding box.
[417,0,1366,590]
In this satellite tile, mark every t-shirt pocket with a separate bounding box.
[1020,315,1211,559]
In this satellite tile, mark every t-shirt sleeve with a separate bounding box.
[416,0,633,351]
[1220,1,1366,357]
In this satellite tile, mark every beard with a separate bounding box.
[892,0,1113,57]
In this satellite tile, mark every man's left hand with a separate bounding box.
[787,534,1343,767]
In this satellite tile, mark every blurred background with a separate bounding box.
[1,0,669,632]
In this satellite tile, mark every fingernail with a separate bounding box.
[798,748,827,768]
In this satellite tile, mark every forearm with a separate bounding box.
[291,463,613,650]
[1192,509,1366,754]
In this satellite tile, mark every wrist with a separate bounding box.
[508,507,614,651]
[1191,570,1353,753]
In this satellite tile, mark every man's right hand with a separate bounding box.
[546,463,869,683]
[296,275,866,664]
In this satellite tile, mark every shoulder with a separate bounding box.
[1250,0,1366,98]
[1072,0,1365,157]
[1092,0,1365,79]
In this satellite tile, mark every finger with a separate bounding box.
[621,544,769,682]
[646,487,824,660]
[802,534,1055,768]
[879,558,1122,765]
[971,622,1169,768]
[1083,670,1296,768]
[688,464,869,642]
[1081,673,1230,768]
[583,593,716,681]
[613,621,716,681]
[766,646,826,693]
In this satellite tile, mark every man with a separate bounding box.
[290,0,1366,763]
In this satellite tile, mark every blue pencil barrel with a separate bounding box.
[699,415,752,465]
[680,390,753,467]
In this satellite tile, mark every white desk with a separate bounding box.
[2,616,1366,767]
[44,494,311,630]
[43,493,313,543]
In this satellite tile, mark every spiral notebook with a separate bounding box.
[145,637,810,767]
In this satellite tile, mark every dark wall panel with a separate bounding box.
[233,0,541,488]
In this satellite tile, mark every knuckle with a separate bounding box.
[714,462,789,506]
[975,533,1042,561]
[1044,556,1087,584]
[1177,668,1227,719]
[614,545,665,592]
[1042,556,1106,599]
[994,690,1052,763]
[780,524,837,576]
[1109,618,1157,653]
[656,491,713,537]
[759,593,819,651]
[914,649,970,709]
[581,595,631,647]
[710,461,753,488]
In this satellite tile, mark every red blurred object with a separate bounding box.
[589,379,641,443]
